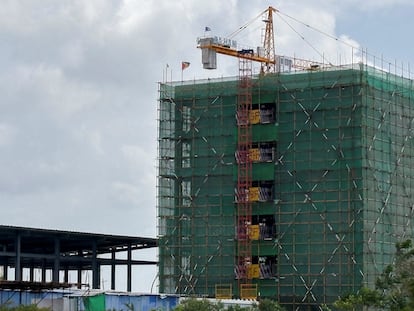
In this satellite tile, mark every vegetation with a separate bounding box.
[174,299,224,311]
[0,305,50,311]
[254,299,285,311]
[174,298,285,311]
[334,239,414,310]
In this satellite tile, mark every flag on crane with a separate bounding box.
[182,62,190,70]
[205,26,211,32]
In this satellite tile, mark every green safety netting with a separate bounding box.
[84,294,105,311]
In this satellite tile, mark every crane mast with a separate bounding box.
[262,7,276,73]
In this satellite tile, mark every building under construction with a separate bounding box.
[157,61,414,309]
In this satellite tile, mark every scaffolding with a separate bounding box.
[157,62,414,309]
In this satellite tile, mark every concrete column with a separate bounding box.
[92,241,99,289]
[29,266,34,282]
[64,269,69,283]
[77,249,82,288]
[111,250,116,290]
[41,265,46,283]
[2,265,8,280]
[77,268,82,289]
[127,243,132,292]
[53,237,60,283]
[15,233,21,281]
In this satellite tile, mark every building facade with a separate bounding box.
[157,64,414,309]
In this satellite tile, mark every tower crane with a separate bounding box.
[197,6,277,73]
[195,6,333,300]
[196,6,327,300]
[197,6,326,73]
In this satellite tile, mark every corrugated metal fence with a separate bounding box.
[0,290,179,311]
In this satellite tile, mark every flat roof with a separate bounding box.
[0,225,158,290]
[0,225,157,256]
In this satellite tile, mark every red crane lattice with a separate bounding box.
[236,56,253,289]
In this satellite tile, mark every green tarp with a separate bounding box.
[84,294,106,311]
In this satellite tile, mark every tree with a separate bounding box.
[0,305,50,311]
[334,239,414,310]
[174,299,223,311]
[174,298,285,311]
[255,299,285,311]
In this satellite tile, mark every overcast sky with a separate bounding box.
[1,0,414,292]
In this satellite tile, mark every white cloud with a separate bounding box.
[342,0,414,10]
[115,0,154,35]
[0,123,16,147]
[59,40,85,68]
[111,181,141,206]
[12,64,101,119]
[121,144,153,168]
[75,126,105,155]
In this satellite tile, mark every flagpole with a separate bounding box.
[164,64,169,83]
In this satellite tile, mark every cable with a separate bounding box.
[227,8,267,39]
[275,9,412,76]
[150,272,159,293]
[277,10,360,51]
[275,12,334,66]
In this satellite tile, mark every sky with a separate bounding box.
[1,0,414,293]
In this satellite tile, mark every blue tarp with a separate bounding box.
[105,294,178,311]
